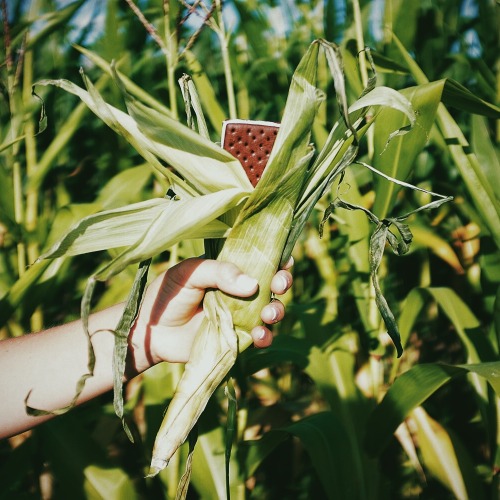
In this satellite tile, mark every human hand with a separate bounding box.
[127,257,293,373]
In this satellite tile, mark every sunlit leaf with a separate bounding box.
[412,407,483,500]
[390,34,500,250]
[364,361,500,456]
[372,81,442,218]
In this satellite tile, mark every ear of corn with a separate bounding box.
[146,40,415,477]
[37,39,416,482]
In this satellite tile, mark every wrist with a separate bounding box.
[126,316,158,377]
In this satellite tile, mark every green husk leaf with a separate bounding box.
[149,291,238,476]
[179,74,210,139]
[114,69,252,195]
[148,39,325,478]
[148,39,422,478]
[113,258,151,443]
[94,188,244,282]
[38,199,175,258]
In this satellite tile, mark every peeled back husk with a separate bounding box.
[148,41,323,475]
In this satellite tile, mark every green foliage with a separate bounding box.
[1,0,499,498]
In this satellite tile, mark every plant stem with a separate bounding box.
[23,48,38,258]
[23,37,44,332]
[13,158,26,276]
[215,0,237,119]
[352,0,373,156]
[124,0,178,118]
[163,0,179,119]
[352,0,368,88]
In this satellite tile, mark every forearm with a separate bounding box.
[0,260,291,440]
[0,303,129,439]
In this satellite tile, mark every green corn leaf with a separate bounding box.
[240,335,311,375]
[470,115,500,200]
[440,78,500,119]
[364,361,500,457]
[390,34,500,249]
[39,199,177,258]
[28,74,110,192]
[74,44,173,117]
[35,74,196,197]
[372,81,443,218]
[417,406,486,500]
[390,285,498,386]
[411,407,475,500]
[95,164,153,210]
[243,412,362,500]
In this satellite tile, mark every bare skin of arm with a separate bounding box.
[0,258,292,439]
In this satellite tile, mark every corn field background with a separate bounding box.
[1,0,500,498]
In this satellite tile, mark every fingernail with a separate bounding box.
[270,308,278,322]
[279,275,288,292]
[236,274,258,292]
[257,327,267,340]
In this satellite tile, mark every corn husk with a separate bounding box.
[37,39,416,482]
[145,40,415,476]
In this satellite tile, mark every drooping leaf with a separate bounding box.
[113,258,151,442]
[28,74,110,192]
[39,199,178,258]
[369,222,403,357]
[93,189,243,282]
